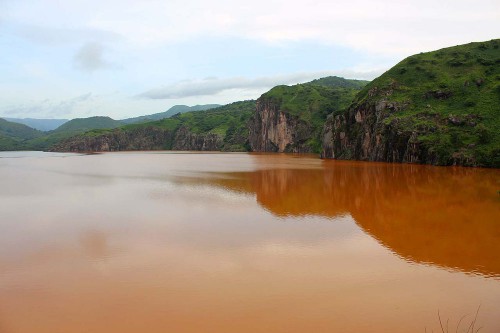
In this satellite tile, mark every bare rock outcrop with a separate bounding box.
[248,99,313,153]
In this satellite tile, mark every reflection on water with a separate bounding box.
[189,156,500,277]
[0,152,499,333]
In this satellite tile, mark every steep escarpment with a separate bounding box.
[322,39,500,167]
[249,77,368,153]
[248,99,311,152]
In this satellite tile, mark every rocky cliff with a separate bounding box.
[172,126,222,151]
[49,126,174,152]
[322,39,500,167]
[50,126,225,152]
[248,99,312,153]
[248,77,368,153]
[321,90,441,164]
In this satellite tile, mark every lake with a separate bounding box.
[0,151,499,333]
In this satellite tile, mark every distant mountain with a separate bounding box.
[53,116,123,133]
[121,104,221,124]
[3,117,68,131]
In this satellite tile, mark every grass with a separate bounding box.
[426,306,483,333]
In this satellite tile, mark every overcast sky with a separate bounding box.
[0,0,499,119]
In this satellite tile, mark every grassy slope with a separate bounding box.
[0,118,44,151]
[351,39,500,166]
[260,77,369,152]
[52,116,123,133]
[121,104,222,124]
[0,118,43,140]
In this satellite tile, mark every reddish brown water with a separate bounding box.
[0,151,499,333]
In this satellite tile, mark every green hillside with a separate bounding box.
[0,118,43,140]
[53,116,123,133]
[0,134,25,151]
[308,76,369,89]
[121,104,221,124]
[20,116,123,150]
[0,118,44,151]
[322,39,500,167]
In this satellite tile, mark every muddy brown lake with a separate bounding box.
[0,151,499,333]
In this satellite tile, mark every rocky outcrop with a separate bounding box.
[248,99,313,153]
[50,126,174,152]
[321,99,435,164]
[51,126,223,152]
[172,126,223,151]
[321,97,488,166]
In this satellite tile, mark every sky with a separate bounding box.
[0,0,499,120]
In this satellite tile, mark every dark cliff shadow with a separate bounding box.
[174,155,500,278]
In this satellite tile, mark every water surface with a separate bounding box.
[0,152,499,333]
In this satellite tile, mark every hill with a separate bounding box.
[0,118,44,150]
[322,39,500,167]
[50,101,256,152]
[3,118,68,131]
[53,116,123,133]
[121,104,221,124]
[23,116,123,151]
[0,118,43,140]
[248,76,369,153]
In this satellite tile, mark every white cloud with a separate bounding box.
[5,0,498,55]
[74,42,114,72]
[1,93,94,118]
[139,70,382,99]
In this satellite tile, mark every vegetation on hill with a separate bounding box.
[308,76,369,89]
[54,101,256,152]
[0,118,44,150]
[17,116,123,151]
[52,116,122,133]
[323,39,500,167]
[0,118,43,140]
[121,104,221,124]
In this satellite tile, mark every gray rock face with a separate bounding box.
[248,99,313,153]
[51,126,223,152]
[321,100,440,164]
[50,127,174,152]
[172,126,222,151]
